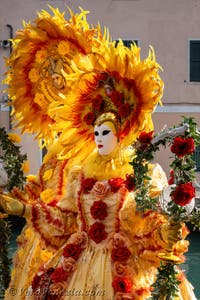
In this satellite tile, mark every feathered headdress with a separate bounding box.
[48,40,163,161]
[4,6,163,164]
[4,6,110,142]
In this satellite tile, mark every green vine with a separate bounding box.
[130,142,160,212]
[0,218,12,299]
[0,127,27,191]
[150,263,180,300]
[0,127,27,299]
[189,207,200,231]
[131,117,200,299]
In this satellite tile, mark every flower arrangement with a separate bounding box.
[131,117,200,299]
[0,127,28,297]
[131,117,200,223]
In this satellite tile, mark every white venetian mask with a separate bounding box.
[94,123,118,155]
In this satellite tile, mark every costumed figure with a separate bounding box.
[1,8,110,299]
[0,6,198,300]
[1,154,77,300]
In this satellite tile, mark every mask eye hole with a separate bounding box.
[102,130,110,136]
[94,131,99,136]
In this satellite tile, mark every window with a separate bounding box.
[115,39,138,48]
[193,145,200,172]
[189,40,200,82]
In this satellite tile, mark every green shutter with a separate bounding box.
[192,145,200,172]
[190,40,200,82]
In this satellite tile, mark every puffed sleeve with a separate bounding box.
[24,166,80,250]
[148,163,168,198]
[57,165,81,212]
[119,163,189,266]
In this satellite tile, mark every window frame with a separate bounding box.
[189,40,200,83]
[193,145,200,172]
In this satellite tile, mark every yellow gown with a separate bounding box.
[20,159,196,300]
[4,156,77,300]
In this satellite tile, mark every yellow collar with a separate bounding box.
[82,146,134,180]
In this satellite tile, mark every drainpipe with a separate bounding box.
[6,24,13,54]
[6,24,13,129]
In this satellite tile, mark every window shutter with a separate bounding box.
[190,40,200,82]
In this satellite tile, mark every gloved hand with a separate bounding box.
[0,192,25,216]
[160,219,182,251]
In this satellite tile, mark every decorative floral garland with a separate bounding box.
[0,127,28,298]
[131,117,200,299]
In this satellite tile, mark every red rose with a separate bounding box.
[61,257,77,273]
[90,201,108,220]
[171,137,195,158]
[171,182,195,206]
[111,233,128,249]
[138,131,154,144]
[113,262,132,277]
[88,222,108,243]
[48,282,65,299]
[108,178,124,193]
[83,112,95,125]
[92,95,104,111]
[168,170,175,185]
[82,177,97,192]
[32,273,42,290]
[69,232,88,249]
[124,174,135,191]
[32,268,54,291]
[63,243,82,260]
[110,90,124,107]
[51,267,68,283]
[111,246,131,261]
[91,181,110,198]
[112,277,132,293]
[118,103,131,119]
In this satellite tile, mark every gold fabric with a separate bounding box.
[3,159,196,300]
[22,163,196,300]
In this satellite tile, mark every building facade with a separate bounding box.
[0,0,200,179]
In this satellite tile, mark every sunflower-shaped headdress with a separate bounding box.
[48,39,163,162]
[4,7,163,164]
[4,7,110,142]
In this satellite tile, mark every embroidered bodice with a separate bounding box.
[76,176,129,246]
